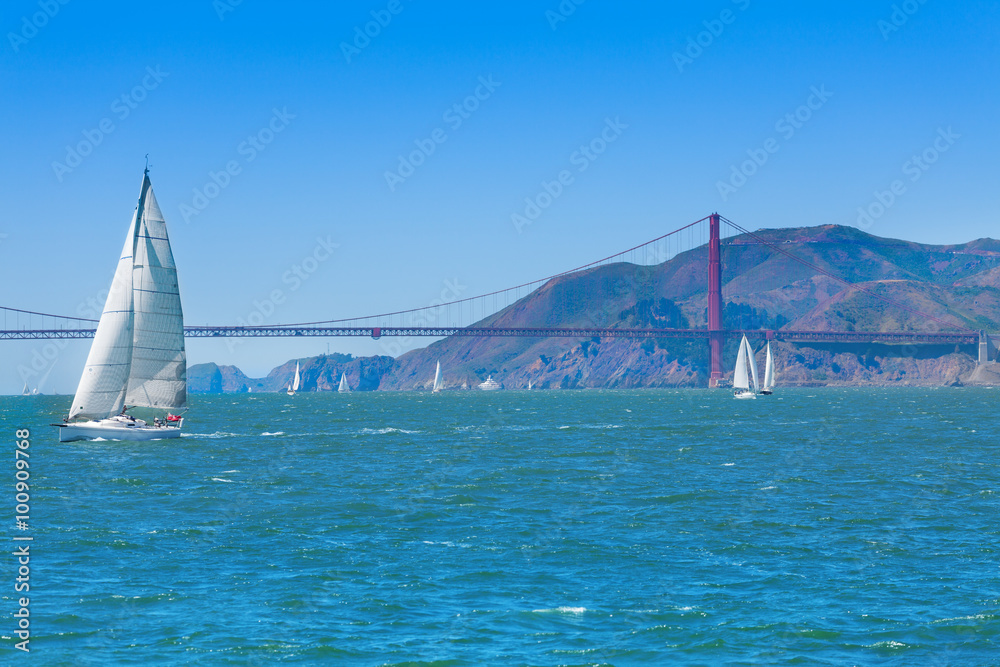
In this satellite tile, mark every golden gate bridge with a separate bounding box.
[1,214,988,387]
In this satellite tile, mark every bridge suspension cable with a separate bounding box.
[3,216,717,334]
[268,215,716,328]
[2,213,979,337]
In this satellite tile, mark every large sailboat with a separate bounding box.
[287,362,300,395]
[55,167,186,441]
[761,342,776,395]
[338,372,350,393]
[733,335,759,400]
[432,361,443,392]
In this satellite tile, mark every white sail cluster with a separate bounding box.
[733,336,776,398]
[69,171,186,420]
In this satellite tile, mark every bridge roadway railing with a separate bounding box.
[0,326,982,345]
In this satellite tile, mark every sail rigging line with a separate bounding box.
[719,216,977,334]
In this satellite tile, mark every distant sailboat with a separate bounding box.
[761,342,775,395]
[527,379,533,390]
[338,372,350,393]
[432,361,443,392]
[21,382,30,396]
[733,335,759,400]
[287,362,300,395]
[54,166,186,441]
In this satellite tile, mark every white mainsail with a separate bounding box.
[338,372,350,393]
[764,342,775,390]
[70,170,185,420]
[432,361,442,392]
[292,362,301,392]
[733,336,749,391]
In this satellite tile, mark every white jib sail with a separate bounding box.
[338,372,349,392]
[124,173,186,412]
[764,342,775,390]
[433,361,442,392]
[733,336,749,391]
[69,204,141,419]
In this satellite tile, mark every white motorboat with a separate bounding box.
[478,375,501,391]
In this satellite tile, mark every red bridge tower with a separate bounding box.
[708,213,724,387]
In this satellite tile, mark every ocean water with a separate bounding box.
[4,388,999,664]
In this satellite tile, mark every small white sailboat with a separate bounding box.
[338,372,350,393]
[287,362,300,395]
[733,335,759,400]
[21,382,30,396]
[55,166,186,441]
[478,375,501,391]
[527,380,534,390]
[432,361,443,392]
[761,342,775,395]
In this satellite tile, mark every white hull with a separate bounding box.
[734,390,756,400]
[56,417,183,442]
[478,380,501,391]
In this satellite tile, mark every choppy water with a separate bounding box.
[3,388,999,664]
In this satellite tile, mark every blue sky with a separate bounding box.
[2,0,998,392]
